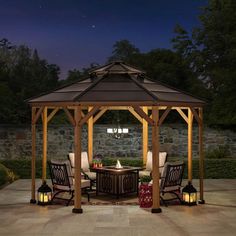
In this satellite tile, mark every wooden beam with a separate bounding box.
[142,107,148,165]
[159,106,172,126]
[176,108,188,124]
[103,106,129,110]
[33,107,44,124]
[81,111,85,118]
[199,108,205,204]
[188,108,193,182]
[63,107,75,126]
[133,105,154,126]
[30,107,36,204]
[151,106,162,213]
[72,106,83,214]
[47,108,59,123]
[128,107,143,123]
[42,107,47,182]
[88,107,93,164]
[79,106,100,126]
[93,108,108,123]
[190,107,201,125]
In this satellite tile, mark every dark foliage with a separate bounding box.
[1,158,236,179]
[0,39,60,124]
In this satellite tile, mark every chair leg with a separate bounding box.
[170,191,183,204]
[66,191,74,206]
[160,195,168,207]
[51,190,65,203]
[87,192,90,202]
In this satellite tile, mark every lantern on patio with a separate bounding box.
[182,181,197,206]
[37,181,52,206]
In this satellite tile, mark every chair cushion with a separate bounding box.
[68,153,75,168]
[84,171,96,180]
[146,151,152,171]
[69,152,90,173]
[145,151,167,171]
[81,179,91,189]
[68,153,75,175]
[81,152,90,172]
[159,152,167,168]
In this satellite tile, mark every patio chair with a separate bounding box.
[159,161,185,206]
[68,152,96,185]
[48,160,91,206]
[139,151,168,178]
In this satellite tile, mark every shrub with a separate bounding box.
[140,175,152,183]
[0,163,18,187]
[205,145,231,159]
[0,163,8,186]
[102,158,143,167]
[1,157,236,179]
[0,159,46,178]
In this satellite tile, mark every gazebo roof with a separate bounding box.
[28,61,205,106]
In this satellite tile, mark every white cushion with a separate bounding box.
[54,179,90,190]
[81,152,90,172]
[146,151,152,171]
[145,151,167,171]
[159,152,167,168]
[68,153,75,168]
[84,171,96,180]
[139,170,151,178]
[68,153,75,175]
[81,179,91,189]
[69,152,90,172]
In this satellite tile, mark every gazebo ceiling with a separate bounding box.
[28,61,205,106]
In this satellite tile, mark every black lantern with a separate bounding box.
[182,181,197,206]
[37,181,52,206]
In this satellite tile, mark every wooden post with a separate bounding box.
[142,107,148,164]
[198,108,205,204]
[188,108,193,182]
[151,106,162,213]
[88,106,93,164]
[72,106,83,213]
[42,106,47,182]
[30,107,37,204]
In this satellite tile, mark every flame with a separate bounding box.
[115,159,122,168]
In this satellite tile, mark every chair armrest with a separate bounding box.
[81,169,90,180]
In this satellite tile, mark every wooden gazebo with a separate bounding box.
[28,61,205,213]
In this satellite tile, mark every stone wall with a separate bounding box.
[0,124,235,159]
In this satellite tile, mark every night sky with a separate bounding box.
[0,0,207,79]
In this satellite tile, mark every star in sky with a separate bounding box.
[0,0,208,79]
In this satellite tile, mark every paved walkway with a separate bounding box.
[0,179,236,236]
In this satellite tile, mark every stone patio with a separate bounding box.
[0,179,236,236]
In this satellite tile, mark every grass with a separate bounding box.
[0,158,236,179]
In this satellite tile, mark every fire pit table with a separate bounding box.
[92,166,142,198]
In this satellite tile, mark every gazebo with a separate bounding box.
[28,61,205,213]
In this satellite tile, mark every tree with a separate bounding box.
[108,40,140,62]
[0,39,60,124]
[65,69,82,83]
[172,0,236,125]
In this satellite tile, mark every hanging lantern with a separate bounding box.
[37,181,52,206]
[182,181,197,206]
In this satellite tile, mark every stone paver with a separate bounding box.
[0,179,236,236]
